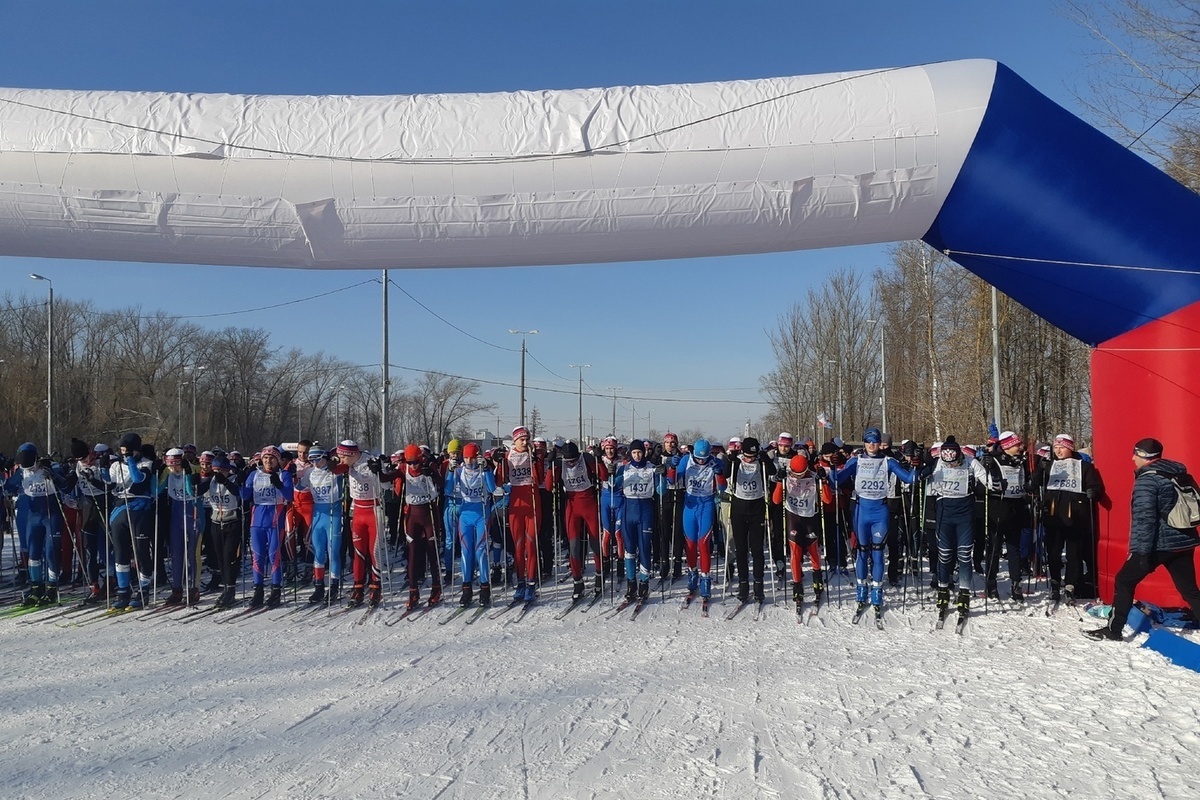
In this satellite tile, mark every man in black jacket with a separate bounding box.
[1087,438,1200,640]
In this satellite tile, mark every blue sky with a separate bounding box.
[0,1,1097,442]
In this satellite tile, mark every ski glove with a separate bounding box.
[269,473,285,490]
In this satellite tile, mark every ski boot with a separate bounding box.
[82,584,104,605]
[21,583,44,607]
[699,574,712,600]
[347,584,365,608]
[1010,585,1024,603]
[428,584,442,607]
[163,588,184,606]
[459,584,473,608]
[478,583,492,607]
[753,580,765,604]
[792,582,804,606]
[986,583,1001,602]
[15,566,28,588]
[736,582,749,603]
[309,583,326,604]
[187,588,201,606]
[328,579,341,604]
[572,580,585,601]
[687,569,699,594]
[1063,584,1076,606]
[774,560,786,583]
[624,581,638,602]
[1050,581,1062,603]
[202,575,223,594]
[267,585,282,609]
[813,570,826,605]
[248,585,265,609]
[638,579,650,600]
[936,587,951,624]
[956,588,971,618]
[128,587,149,610]
[113,587,132,610]
[40,585,59,606]
[406,588,421,612]
[514,582,528,602]
[593,574,603,596]
[215,586,236,609]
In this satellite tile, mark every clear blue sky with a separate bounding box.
[0,1,1095,443]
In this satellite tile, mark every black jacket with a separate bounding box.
[1130,458,1200,554]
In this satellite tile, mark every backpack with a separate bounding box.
[1164,473,1200,530]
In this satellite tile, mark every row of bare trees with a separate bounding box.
[760,244,1092,447]
[0,295,493,457]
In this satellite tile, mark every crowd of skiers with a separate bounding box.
[0,422,1115,627]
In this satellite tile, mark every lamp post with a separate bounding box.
[606,386,622,438]
[435,396,448,451]
[568,363,590,443]
[337,384,346,444]
[30,274,52,452]
[826,358,844,441]
[190,365,206,446]
[865,319,886,432]
[508,329,539,428]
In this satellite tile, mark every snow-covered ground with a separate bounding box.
[1,578,1198,800]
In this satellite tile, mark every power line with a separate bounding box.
[387,277,518,352]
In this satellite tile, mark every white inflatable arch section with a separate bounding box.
[0,61,991,269]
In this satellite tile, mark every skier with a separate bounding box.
[198,455,244,608]
[440,439,463,583]
[552,441,602,600]
[597,436,625,582]
[1086,438,1200,640]
[103,432,155,609]
[160,447,201,605]
[395,443,444,610]
[69,443,111,605]
[656,432,686,581]
[4,443,66,605]
[239,445,293,609]
[674,438,725,606]
[616,439,657,602]
[978,431,1032,602]
[920,436,992,626]
[723,436,771,604]
[298,448,343,604]
[834,428,916,622]
[331,440,392,607]
[453,442,497,607]
[771,453,825,609]
[766,433,798,583]
[1030,434,1104,603]
[494,426,544,602]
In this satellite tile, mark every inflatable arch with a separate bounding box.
[2,59,1198,604]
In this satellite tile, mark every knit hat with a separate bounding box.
[790,454,809,473]
[463,442,480,460]
[628,439,644,453]
[404,444,422,463]
[1053,434,1075,451]
[562,442,581,460]
[511,426,530,441]
[940,436,962,462]
[741,437,761,456]
[1133,438,1163,459]
[164,447,185,466]
[336,440,360,456]
[999,431,1022,450]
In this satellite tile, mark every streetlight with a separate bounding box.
[508,329,538,427]
[337,384,347,443]
[568,363,590,444]
[30,274,52,452]
[865,319,886,432]
[605,386,623,438]
[188,365,207,446]
[826,358,842,442]
[435,396,448,451]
